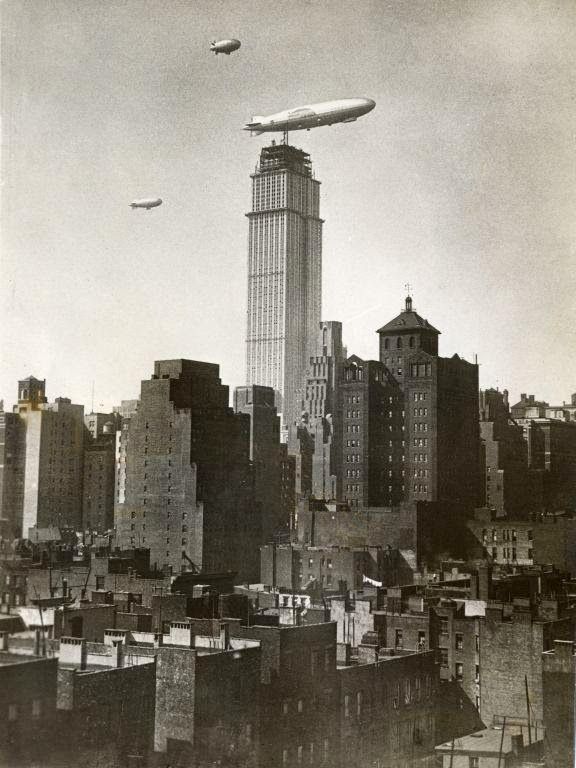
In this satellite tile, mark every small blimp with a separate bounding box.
[130,198,162,210]
[210,39,241,55]
[244,97,375,135]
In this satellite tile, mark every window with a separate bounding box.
[282,749,289,766]
[475,665,480,682]
[32,699,42,718]
[439,648,448,667]
[344,694,350,718]
[395,629,403,648]
[455,663,463,681]
[297,699,303,713]
[469,758,479,768]
[356,690,362,717]
[439,617,448,634]
[455,633,463,650]
[282,700,289,715]
[297,745,303,763]
[418,631,426,650]
[8,704,17,721]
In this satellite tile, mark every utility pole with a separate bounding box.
[497,716,507,768]
[525,675,532,744]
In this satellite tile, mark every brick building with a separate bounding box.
[479,601,574,729]
[337,644,438,768]
[542,639,575,768]
[341,356,405,510]
[468,509,576,574]
[261,543,409,593]
[115,359,261,579]
[82,421,116,533]
[0,409,26,539]
[1,378,85,536]
[478,389,530,517]
[154,636,261,768]
[0,641,59,767]
[230,620,339,768]
[377,295,480,509]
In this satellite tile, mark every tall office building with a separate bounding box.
[245,142,323,429]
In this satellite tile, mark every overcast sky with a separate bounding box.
[2,0,575,411]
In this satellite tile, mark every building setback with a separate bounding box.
[245,143,322,428]
[115,359,261,579]
[377,295,480,509]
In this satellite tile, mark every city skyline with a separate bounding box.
[2,0,576,411]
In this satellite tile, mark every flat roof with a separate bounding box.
[436,727,540,755]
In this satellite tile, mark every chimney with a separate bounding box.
[220,622,230,650]
[337,643,352,665]
[59,637,87,670]
[34,628,43,656]
[0,631,9,651]
[62,578,68,599]
[113,640,124,668]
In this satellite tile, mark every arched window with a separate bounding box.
[396,337,403,349]
[409,336,415,348]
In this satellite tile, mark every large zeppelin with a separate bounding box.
[244,97,376,134]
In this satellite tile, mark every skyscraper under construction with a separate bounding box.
[245,143,322,429]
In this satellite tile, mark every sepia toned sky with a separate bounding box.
[2,0,575,411]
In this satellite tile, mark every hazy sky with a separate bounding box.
[2,0,575,411]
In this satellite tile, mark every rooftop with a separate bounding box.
[377,296,440,335]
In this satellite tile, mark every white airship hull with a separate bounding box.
[210,39,241,55]
[245,98,375,134]
[130,198,163,210]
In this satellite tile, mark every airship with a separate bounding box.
[130,198,163,210]
[210,39,241,55]
[244,97,375,135]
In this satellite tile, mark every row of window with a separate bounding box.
[6,700,43,721]
[382,336,417,350]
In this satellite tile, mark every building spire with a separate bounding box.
[404,283,413,312]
